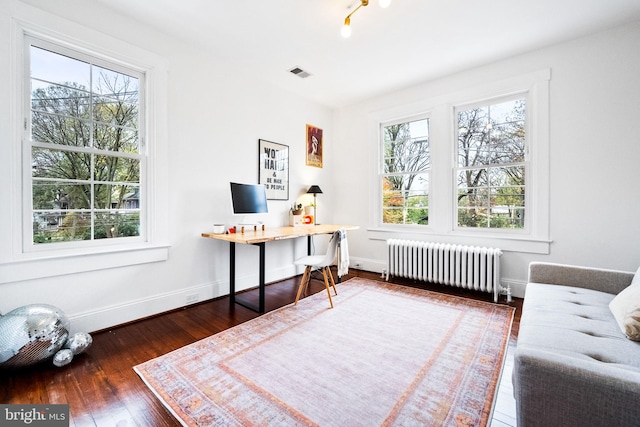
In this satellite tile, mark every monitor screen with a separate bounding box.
[230,182,268,214]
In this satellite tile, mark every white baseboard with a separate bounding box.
[69,259,525,334]
[68,281,221,334]
[69,264,298,334]
[349,256,387,276]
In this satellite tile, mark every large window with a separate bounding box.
[372,70,549,253]
[380,117,430,225]
[26,37,145,246]
[1,18,167,284]
[455,96,526,230]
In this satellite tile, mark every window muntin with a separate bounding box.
[455,97,526,230]
[28,40,144,246]
[381,117,430,226]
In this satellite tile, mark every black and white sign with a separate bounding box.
[258,139,289,200]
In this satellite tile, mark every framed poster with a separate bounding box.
[258,139,289,200]
[306,124,323,168]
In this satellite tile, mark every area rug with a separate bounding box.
[134,277,514,427]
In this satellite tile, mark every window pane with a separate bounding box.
[33,211,92,244]
[489,207,525,228]
[458,98,525,167]
[489,99,523,125]
[458,130,489,167]
[456,97,526,230]
[31,111,90,147]
[382,173,429,225]
[94,155,140,183]
[94,212,140,239]
[457,169,488,190]
[93,97,138,127]
[30,46,90,88]
[489,166,524,187]
[33,181,91,210]
[32,147,91,180]
[94,184,139,209]
[92,65,139,96]
[458,207,489,228]
[458,106,489,131]
[457,187,490,207]
[31,84,91,116]
[383,118,429,173]
[383,206,429,225]
[93,124,139,153]
[493,192,525,207]
[489,123,525,164]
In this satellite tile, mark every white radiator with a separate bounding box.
[386,239,509,302]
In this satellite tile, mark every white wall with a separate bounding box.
[334,21,640,296]
[0,1,335,333]
[2,1,639,334]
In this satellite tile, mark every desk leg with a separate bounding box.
[258,242,265,313]
[307,235,312,256]
[231,242,266,314]
[229,242,236,305]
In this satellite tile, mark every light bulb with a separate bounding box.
[341,17,352,38]
[341,24,352,38]
[379,0,391,8]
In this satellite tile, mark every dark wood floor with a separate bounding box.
[0,270,522,426]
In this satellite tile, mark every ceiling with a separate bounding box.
[27,0,640,108]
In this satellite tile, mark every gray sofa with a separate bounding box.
[513,262,640,427]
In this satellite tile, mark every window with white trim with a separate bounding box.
[380,116,430,225]
[373,70,550,253]
[455,95,526,230]
[26,36,145,247]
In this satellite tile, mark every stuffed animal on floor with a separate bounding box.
[0,304,92,368]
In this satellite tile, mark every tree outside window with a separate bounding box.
[381,118,430,225]
[456,97,526,229]
[29,43,143,244]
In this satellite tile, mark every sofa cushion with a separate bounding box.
[609,276,640,341]
[518,282,640,370]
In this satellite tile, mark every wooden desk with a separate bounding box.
[202,224,358,313]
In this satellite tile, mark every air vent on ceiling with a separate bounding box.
[289,66,312,79]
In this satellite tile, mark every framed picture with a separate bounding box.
[258,139,289,200]
[306,124,323,168]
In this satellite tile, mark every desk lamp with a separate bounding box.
[307,185,323,225]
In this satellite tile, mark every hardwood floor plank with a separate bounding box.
[0,270,521,426]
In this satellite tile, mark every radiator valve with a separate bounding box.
[501,285,513,303]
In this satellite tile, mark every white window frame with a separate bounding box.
[453,93,529,234]
[1,16,170,284]
[379,113,431,228]
[25,36,147,251]
[368,70,550,254]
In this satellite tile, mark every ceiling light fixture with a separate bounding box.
[341,0,391,39]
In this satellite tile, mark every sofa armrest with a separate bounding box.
[513,346,640,427]
[528,262,634,295]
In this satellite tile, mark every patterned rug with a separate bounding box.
[134,278,514,427]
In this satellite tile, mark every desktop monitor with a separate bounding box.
[230,182,268,215]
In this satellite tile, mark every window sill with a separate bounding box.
[0,243,170,284]
[367,227,551,254]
